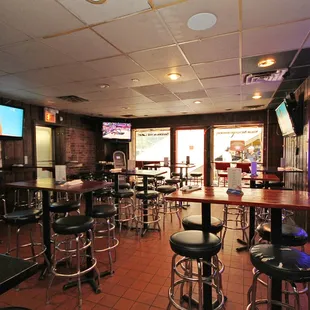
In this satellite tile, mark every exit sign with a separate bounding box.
[44,108,57,123]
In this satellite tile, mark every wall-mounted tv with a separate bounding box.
[275,101,295,136]
[102,122,131,142]
[0,104,24,139]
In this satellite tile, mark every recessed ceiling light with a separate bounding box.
[86,0,106,4]
[168,73,181,81]
[225,108,232,111]
[252,93,262,99]
[47,100,54,103]
[194,100,202,104]
[258,58,276,68]
[122,107,129,110]
[131,78,140,82]
[187,13,217,31]
[100,84,110,89]
[181,111,188,114]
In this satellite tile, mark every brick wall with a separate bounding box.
[65,128,96,175]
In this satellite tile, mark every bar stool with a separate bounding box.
[49,200,80,220]
[93,188,112,204]
[2,196,46,261]
[47,215,100,309]
[168,230,224,310]
[135,190,160,237]
[92,204,119,274]
[221,204,249,249]
[189,172,203,185]
[251,223,308,299]
[111,189,135,234]
[247,244,310,310]
[182,215,225,278]
[157,185,181,229]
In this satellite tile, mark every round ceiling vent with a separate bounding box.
[187,13,217,31]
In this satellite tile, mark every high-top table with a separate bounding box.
[0,254,38,295]
[170,163,195,187]
[166,187,310,310]
[5,179,108,293]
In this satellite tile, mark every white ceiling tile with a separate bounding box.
[0,74,38,89]
[130,45,187,70]
[87,55,142,77]
[0,51,36,73]
[0,22,30,47]
[156,100,188,107]
[193,59,240,79]
[93,11,173,53]
[0,71,6,76]
[243,20,310,57]
[0,88,46,101]
[241,99,270,107]
[111,72,158,87]
[201,75,241,88]
[158,0,239,43]
[206,86,240,97]
[211,94,241,103]
[14,68,75,88]
[241,82,281,95]
[149,65,197,83]
[152,0,185,8]
[164,79,202,93]
[175,90,207,100]
[181,98,213,106]
[147,94,178,102]
[0,0,84,38]
[181,33,239,64]
[44,29,120,61]
[46,63,104,82]
[243,0,310,29]
[58,0,151,25]
[132,84,171,96]
[1,41,76,69]
[79,88,142,100]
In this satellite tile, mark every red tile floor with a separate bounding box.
[0,202,308,309]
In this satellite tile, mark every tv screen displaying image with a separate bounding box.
[0,105,24,138]
[275,101,295,136]
[102,122,131,141]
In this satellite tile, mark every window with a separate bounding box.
[134,128,170,161]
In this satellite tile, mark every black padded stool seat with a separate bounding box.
[93,188,112,198]
[170,230,221,259]
[1,308,32,310]
[165,179,180,185]
[50,200,80,213]
[119,183,131,190]
[53,215,94,235]
[157,185,176,194]
[250,244,310,282]
[257,223,308,246]
[112,189,134,199]
[182,215,224,235]
[135,184,154,191]
[190,172,202,177]
[92,204,117,218]
[3,209,42,225]
[136,190,159,200]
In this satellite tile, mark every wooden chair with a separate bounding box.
[236,162,251,173]
[215,162,231,186]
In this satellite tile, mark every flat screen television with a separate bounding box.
[0,104,24,139]
[102,122,131,142]
[275,101,295,136]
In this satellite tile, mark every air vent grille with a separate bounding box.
[57,95,88,103]
[121,114,135,118]
[244,69,288,85]
[243,105,265,110]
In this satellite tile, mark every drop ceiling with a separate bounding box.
[0,0,309,118]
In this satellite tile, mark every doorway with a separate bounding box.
[35,126,53,179]
[176,129,204,175]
